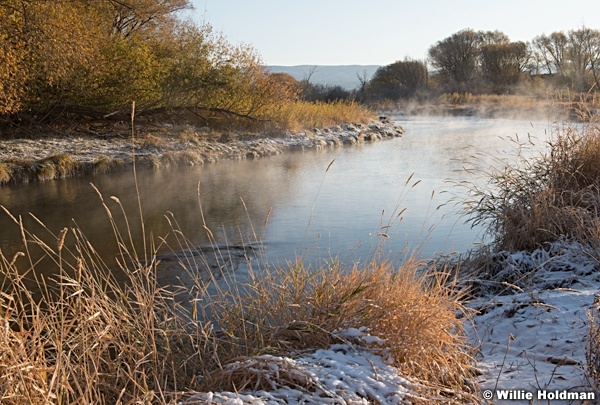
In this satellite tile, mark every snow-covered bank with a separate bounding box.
[181,328,450,405]
[172,242,600,404]
[465,241,600,404]
[0,120,403,183]
[184,330,419,404]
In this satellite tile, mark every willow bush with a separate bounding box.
[0,0,303,128]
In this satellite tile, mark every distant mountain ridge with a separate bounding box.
[268,65,381,90]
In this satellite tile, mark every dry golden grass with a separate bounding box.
[140,133,165,148]
[376,92,562,120]
[435,91,600,121]
[263,100,374,131]
[587,305,600,390]
[178,126,204,146]
[0,196,216,404]
[92,156,126,175]
[0,185,477,403]
[438,93,545,111]
[0,158,29,183]
[551,90,600,122]
[0,162,11,184]
[206,258,478,402]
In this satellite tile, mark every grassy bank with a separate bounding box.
[0,189,478,403]
[262,99,374,131]
[0,99,376,185]
[0,154,128,184]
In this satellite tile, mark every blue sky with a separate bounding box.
[187,0,600,66]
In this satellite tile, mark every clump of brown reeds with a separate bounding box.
[0,188,477,404]
[204,258,478,402]
[92,155,126,175]
[466,122,600,252]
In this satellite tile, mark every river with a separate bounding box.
[0,116,554,278]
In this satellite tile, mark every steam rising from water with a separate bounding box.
[0,115,554,278]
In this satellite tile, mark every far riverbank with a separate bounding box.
[0,119,403,184]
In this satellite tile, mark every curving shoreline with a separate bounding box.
[0,119,403,184]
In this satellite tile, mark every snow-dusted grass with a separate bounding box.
[202,258,478,403]
[186,328,425,404]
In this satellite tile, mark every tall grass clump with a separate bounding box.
[206,258,478,402]
[587,304,600,391]
[0,191,477,403]
[466,122,600,252]
[31,153,80,181]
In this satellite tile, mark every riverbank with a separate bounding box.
[0,119,403,184]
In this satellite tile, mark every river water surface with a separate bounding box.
[0,116,554,277]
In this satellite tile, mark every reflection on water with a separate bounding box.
[0,116,553,279]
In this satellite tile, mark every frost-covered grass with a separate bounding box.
[186,328,427,404]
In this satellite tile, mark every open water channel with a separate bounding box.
[0,116,555,279]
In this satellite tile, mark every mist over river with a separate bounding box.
[0,116,554,277]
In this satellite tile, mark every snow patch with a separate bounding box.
[466,241,600,403]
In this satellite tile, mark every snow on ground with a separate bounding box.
[184,328,422,404]
[466,241,600,404]
[182,242,600,404]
